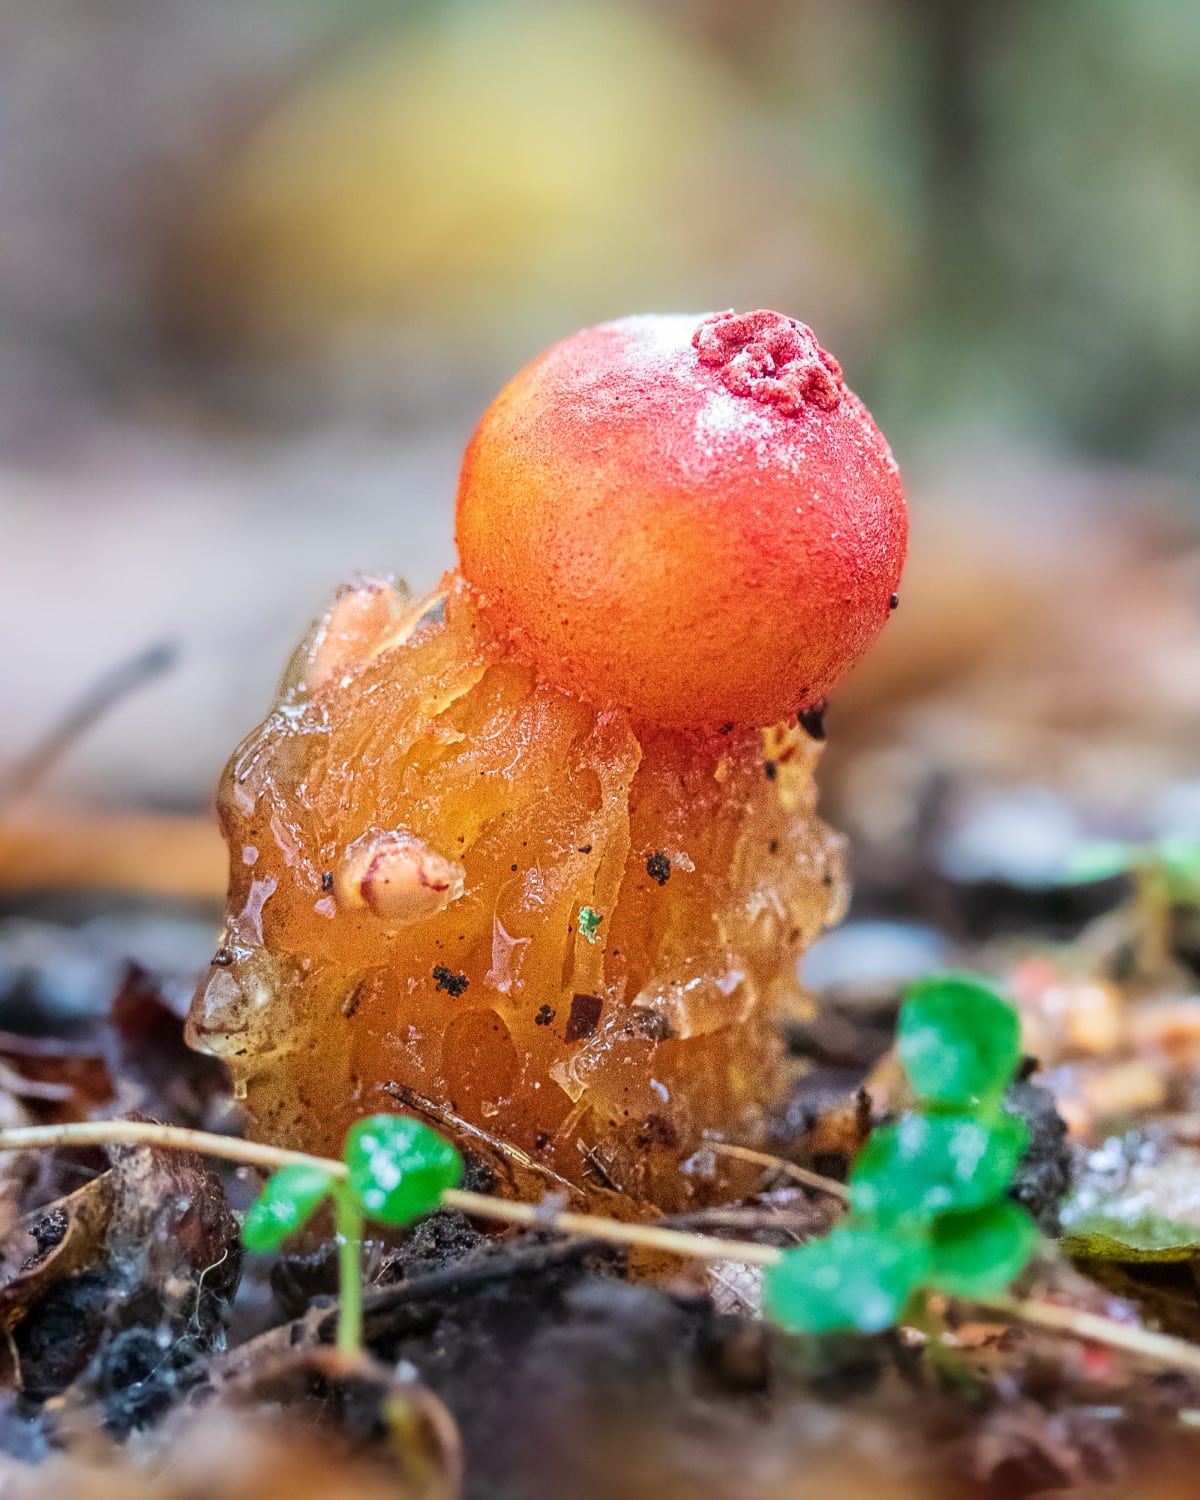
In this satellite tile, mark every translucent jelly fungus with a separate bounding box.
[189,311,907,1209]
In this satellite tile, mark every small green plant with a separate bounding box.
[764,974,1038,1335]
[1066,833,1200,975]
[1064,833,1200,905]
[242,1114,464,1354]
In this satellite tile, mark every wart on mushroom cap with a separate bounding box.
[693,308,844,413]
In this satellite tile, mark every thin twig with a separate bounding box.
[6,1120,1200,1379]
[383,1080,580,1197]
[442,1186,780,1265]
[0,813,225,899]
[974,1295,1200,1379]
[0,1121,779,1266]
[0,1120,343,1175]
[705,1140,850,1201]
[0,643,177,808]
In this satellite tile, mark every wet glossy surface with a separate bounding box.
[189,577,845,1207]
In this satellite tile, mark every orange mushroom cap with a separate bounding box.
[455,310,907,728]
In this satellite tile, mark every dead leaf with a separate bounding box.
[108,968,229,1128]
[0,1032,113,1124]
[0,1174,115,1336]
[1,1141,240,1405]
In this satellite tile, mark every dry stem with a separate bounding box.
[6,1119,1200,1380]
[705,1140,850,1201]
[0,1120,779,1266]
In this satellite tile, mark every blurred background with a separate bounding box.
[2,0,1199,877]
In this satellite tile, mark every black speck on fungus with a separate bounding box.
[432,965,470,997]
[797,702,827,741]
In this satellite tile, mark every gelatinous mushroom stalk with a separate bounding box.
[188,311,906,1209]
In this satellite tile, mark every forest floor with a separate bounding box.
[3,508,1200,1499]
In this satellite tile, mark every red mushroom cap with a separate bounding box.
[455,310,907,728]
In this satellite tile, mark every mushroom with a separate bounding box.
[189,310,906,1209]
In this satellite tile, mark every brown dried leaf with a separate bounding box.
[0,1032,113,1124]
[1,1142,240,1402]
[108,968,230,1128]
[0,1173,115,1339]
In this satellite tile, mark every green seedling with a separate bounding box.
[1064,834,1200,905]
[765,973,1037,1336]
[1066,833,1200,975]
[242,1114,464,1354]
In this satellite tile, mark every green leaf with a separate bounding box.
[764,1227,929,1335]
[897,974,1021,1106]
[1058,1210,1200,1339]
[1060,1213,1200,1264]
[1157,835,1200,905]
[242,1163,335,1252]
[344,1114,464,1226]
[1062,840,1134,885]
[927,1201,1039,1296]
[850,1111,1030,1225]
